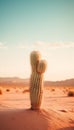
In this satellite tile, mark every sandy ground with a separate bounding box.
[0,86,74,130]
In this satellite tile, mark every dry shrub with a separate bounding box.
[66,88,69,92]
[6,89,10,92]
[23,89,29,93]
[0,89,3,95]
[68,91,74,97]
[51,88,55,92]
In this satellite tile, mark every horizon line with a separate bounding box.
[0,76,74,82]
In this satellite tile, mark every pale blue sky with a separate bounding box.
[0,0,74,80]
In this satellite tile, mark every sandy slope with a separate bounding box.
[0,86,74,130]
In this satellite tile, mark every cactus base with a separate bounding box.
[31,104,41,110]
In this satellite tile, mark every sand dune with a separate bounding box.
[0,108,74,130]
[0,86,74,130]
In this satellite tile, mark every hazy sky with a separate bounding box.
[0,0,74,81]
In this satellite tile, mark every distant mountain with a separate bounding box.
[44,78,74,87]
[0,77,29,87]
[0,77,28,83]
[0,77,74,87]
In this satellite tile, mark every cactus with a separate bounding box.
[30,51,41,71]
[30,51,47,110]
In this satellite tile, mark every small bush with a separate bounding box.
[23,89,29,93]
[0,89,3,95]
[68,91,74,97]
[51,88,55,92]
[6,89,10,92]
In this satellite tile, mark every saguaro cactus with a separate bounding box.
[30,51,47,110]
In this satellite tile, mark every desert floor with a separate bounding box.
[0,86,74,130]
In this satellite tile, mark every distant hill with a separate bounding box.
[0,77,29,87]
[44,78,74,87]
[0,77,74,87]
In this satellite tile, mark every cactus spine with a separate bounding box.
[30,51,47,110]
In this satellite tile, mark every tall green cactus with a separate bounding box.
[30,51,47,110]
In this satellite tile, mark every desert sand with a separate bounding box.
[0,86,74,130]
